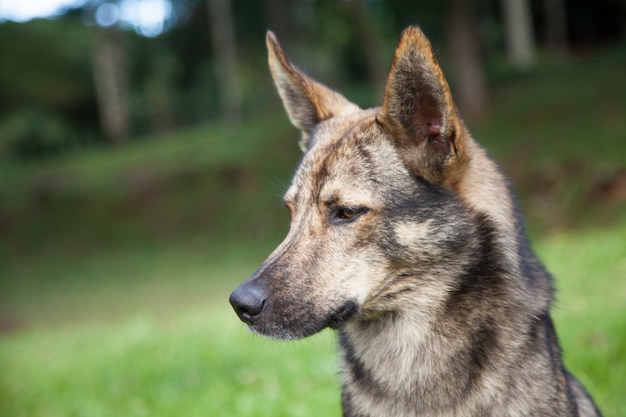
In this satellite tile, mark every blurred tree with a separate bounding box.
[89,25,130,144]
[0,18,93,115]
[542,0,569,55]
[0,16,97,158]
[446,0,487,121]
[85,1,130,145]
[3,0,626,160]
[208,0,243,123]
[623,0,626,38]
[346,0,387,96]
[150,2,217,125]
[500,0,535,69]
[144,49,177,134]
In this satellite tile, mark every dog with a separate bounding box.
[229,26,602,417]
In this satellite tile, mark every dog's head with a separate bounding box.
[230,27,478,339]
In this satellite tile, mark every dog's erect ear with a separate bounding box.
[379,26,468,184]
[267,31,359,149]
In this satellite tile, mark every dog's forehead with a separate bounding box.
[313,109,376,146]
[285,110,410,204]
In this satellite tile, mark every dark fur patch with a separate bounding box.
[446,213,510,306]
[327,301,359,329]
[339,331,390,403]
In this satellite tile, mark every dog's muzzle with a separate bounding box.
[229,283,267,325]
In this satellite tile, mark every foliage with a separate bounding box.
[1,114,296,258]
[0,108,80,158]
[2,45,624,250]
[0,18,94,113]
[0,17,97,157]
[1,1,624,158]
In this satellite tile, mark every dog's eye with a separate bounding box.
[332,206,367,223]
[338,207,358,219]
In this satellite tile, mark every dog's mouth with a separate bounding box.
[326,300,359,329]
[244,299,359,340]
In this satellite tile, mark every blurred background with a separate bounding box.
[0,0,625,416]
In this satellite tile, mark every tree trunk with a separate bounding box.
[146,69,176,135]
[89,25,129,145]
[501,0,535,69]
[543,0,569,55]
[208,0,243,123]
[446,0,487,121]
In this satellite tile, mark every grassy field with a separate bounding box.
[1,45,625,416]
[0,223,624,417]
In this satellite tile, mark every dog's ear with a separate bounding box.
[267,31,359,150]
[378,26,468,184]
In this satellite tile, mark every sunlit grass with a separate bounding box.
[0,236,278,328]
[0,308,341,417]
[539,226,626,416]
[1,222,624,417]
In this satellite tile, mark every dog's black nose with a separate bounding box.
[229,284,267,325]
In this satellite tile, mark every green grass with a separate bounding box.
[1,222,624,417]
[0,237,270,328]
[0,310,341,417]
[1,113,293,204]
[0,113,297,257]
[540,227,626,416]
[1,44,625,417]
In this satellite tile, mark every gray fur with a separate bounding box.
[229,27,602,417]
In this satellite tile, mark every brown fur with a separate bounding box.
[229,26,602,417]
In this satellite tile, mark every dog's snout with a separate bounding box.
[229,284,267,325]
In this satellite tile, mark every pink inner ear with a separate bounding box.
[422,116,450,155]
[414,104,443,141]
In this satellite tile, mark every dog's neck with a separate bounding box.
[338,304,531,417]
[336,166,553,417]
[339,310,473,416]
[337,220,555,417]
